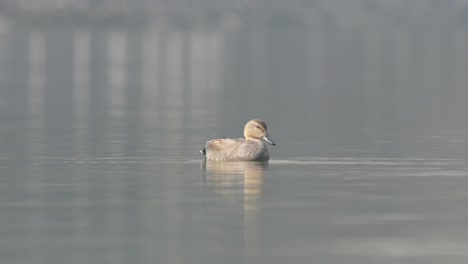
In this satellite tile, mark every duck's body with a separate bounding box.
[201,119,275,161]
[202,138,270,161]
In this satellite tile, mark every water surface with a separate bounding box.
[1,12,468,264]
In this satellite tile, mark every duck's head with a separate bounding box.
[244,119,276,146]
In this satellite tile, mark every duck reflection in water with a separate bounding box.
[202,161,268,199]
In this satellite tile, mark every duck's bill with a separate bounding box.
[262,134,276,146]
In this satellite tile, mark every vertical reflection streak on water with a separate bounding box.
[89,29,110,112]
[44,28,74,154]
[88,29,110,156]
[189,30,225,129]
[156,25,168,127]
[317,29,342,134]
[27,29,46,157]
[311,28,326,132]
[43,28,75,263]
[422,28,438,128]
[71,30,91,263]
[124,30,145,263]
[438,30,453,127]
[452,30,468,128]
[165,31,184,148]
[86,29,113,264]
[4,29,29,116]
[381,29,398,132]
[180,30,191,141]
[439,29,452,126]
[371,29,389,132]
[222,29,235,123]
[107,29,127,156]
[166,31,183,109]
[190,31,208,115]
[161,29,192,260]
[108,30,127,113]
[249,22,266,114]
[26,29,47,264]
[447,30,464,130]
[236,25,263,121]
[304,28,321,130]
[409,28,427,128]
[405,27,419,131]
[124,29,144,156]
[0,31,6,87]
[363,28,381,132]
[125,30,144,115]
[211,30,225,126]
[449,29,461,127]
[73,29,90,156]
[349,28,368,130]
[108,30,130,264]
[208,31,224,96]
[142,28,160,114]
[425,30,441,125]
[28,30,46,119]
[393,29,411,130]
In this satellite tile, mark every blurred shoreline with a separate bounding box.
[0,0,467,29]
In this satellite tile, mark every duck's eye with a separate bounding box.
[255,125,261,129]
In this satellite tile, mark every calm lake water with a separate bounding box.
[1,13,468,264]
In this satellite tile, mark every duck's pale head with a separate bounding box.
[244,119,276,146]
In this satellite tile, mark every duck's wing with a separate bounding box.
[202,138,247,160]
[201,137,226,155]
[205,138,241,151]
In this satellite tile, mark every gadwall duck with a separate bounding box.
[201,119,276,161]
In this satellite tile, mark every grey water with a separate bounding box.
[2,7,468,264]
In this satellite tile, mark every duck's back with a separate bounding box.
[203,138,269,161]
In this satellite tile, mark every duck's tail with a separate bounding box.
[200,148,206,155]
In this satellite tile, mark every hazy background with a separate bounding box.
[1,1,468,264]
